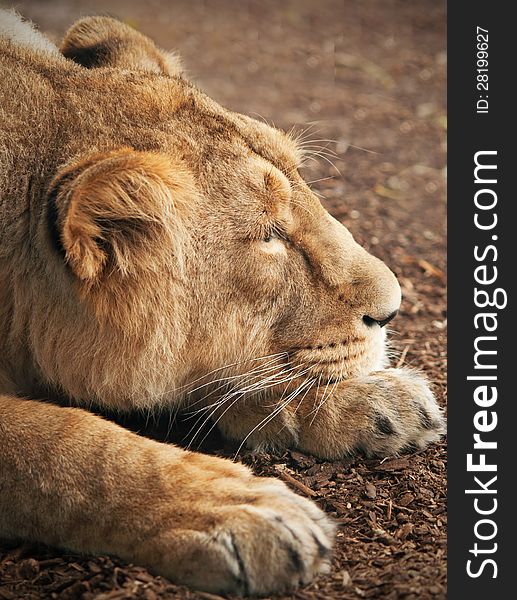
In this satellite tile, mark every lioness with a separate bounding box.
[0,10,444,596]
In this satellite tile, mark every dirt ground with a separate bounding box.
[0,1,447,599]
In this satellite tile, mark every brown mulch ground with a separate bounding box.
[0,1,446,599]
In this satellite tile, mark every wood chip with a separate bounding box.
[398,492,416,507]
[276,468,318,497]
[197,593,228,600]
[375,457,410,471]
[372,528,398,546]
[289,450,313,468]
[373,183,404,201]
[402,255,445,282]
[341,569,352,587]
[396,523,414,540]
[365,482,377,499]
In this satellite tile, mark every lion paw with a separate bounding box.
[357,368,445,457]
[154,465,335,595]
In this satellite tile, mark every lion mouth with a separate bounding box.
[288,341,367,367]
[289,337,366,353]
[284,335,381,383]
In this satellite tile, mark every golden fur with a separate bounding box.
[0,11,444,594]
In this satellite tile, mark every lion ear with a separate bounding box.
[60,16,183,76]
[49,149,193,281]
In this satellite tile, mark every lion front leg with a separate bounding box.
[0,396,335,594]
[216,368,445,460]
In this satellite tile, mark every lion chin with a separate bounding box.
[0,10,444,596]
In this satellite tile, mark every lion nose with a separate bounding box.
[363,310,399,328]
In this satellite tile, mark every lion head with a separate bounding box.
[4,17,401,410]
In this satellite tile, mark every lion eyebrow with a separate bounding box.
[262,167,293,197]
[267,222,289,239]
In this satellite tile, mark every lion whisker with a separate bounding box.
[290,123,323,146]
[185,362,299,417]
[348,143,381,155]
[299,144,338,159]
[189,365,311,450]
[305,175,336,186]
[185,354,287,406]
[178,351,289,395]
[308,377,340,426]
[275,372,317,437]
[297,137,338,145]
[233,375,315,458]
[182,364,297,442]
[303,150,342,176]
[288,196,321,218]
[147,351,288,406]
[184,364,308,449]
